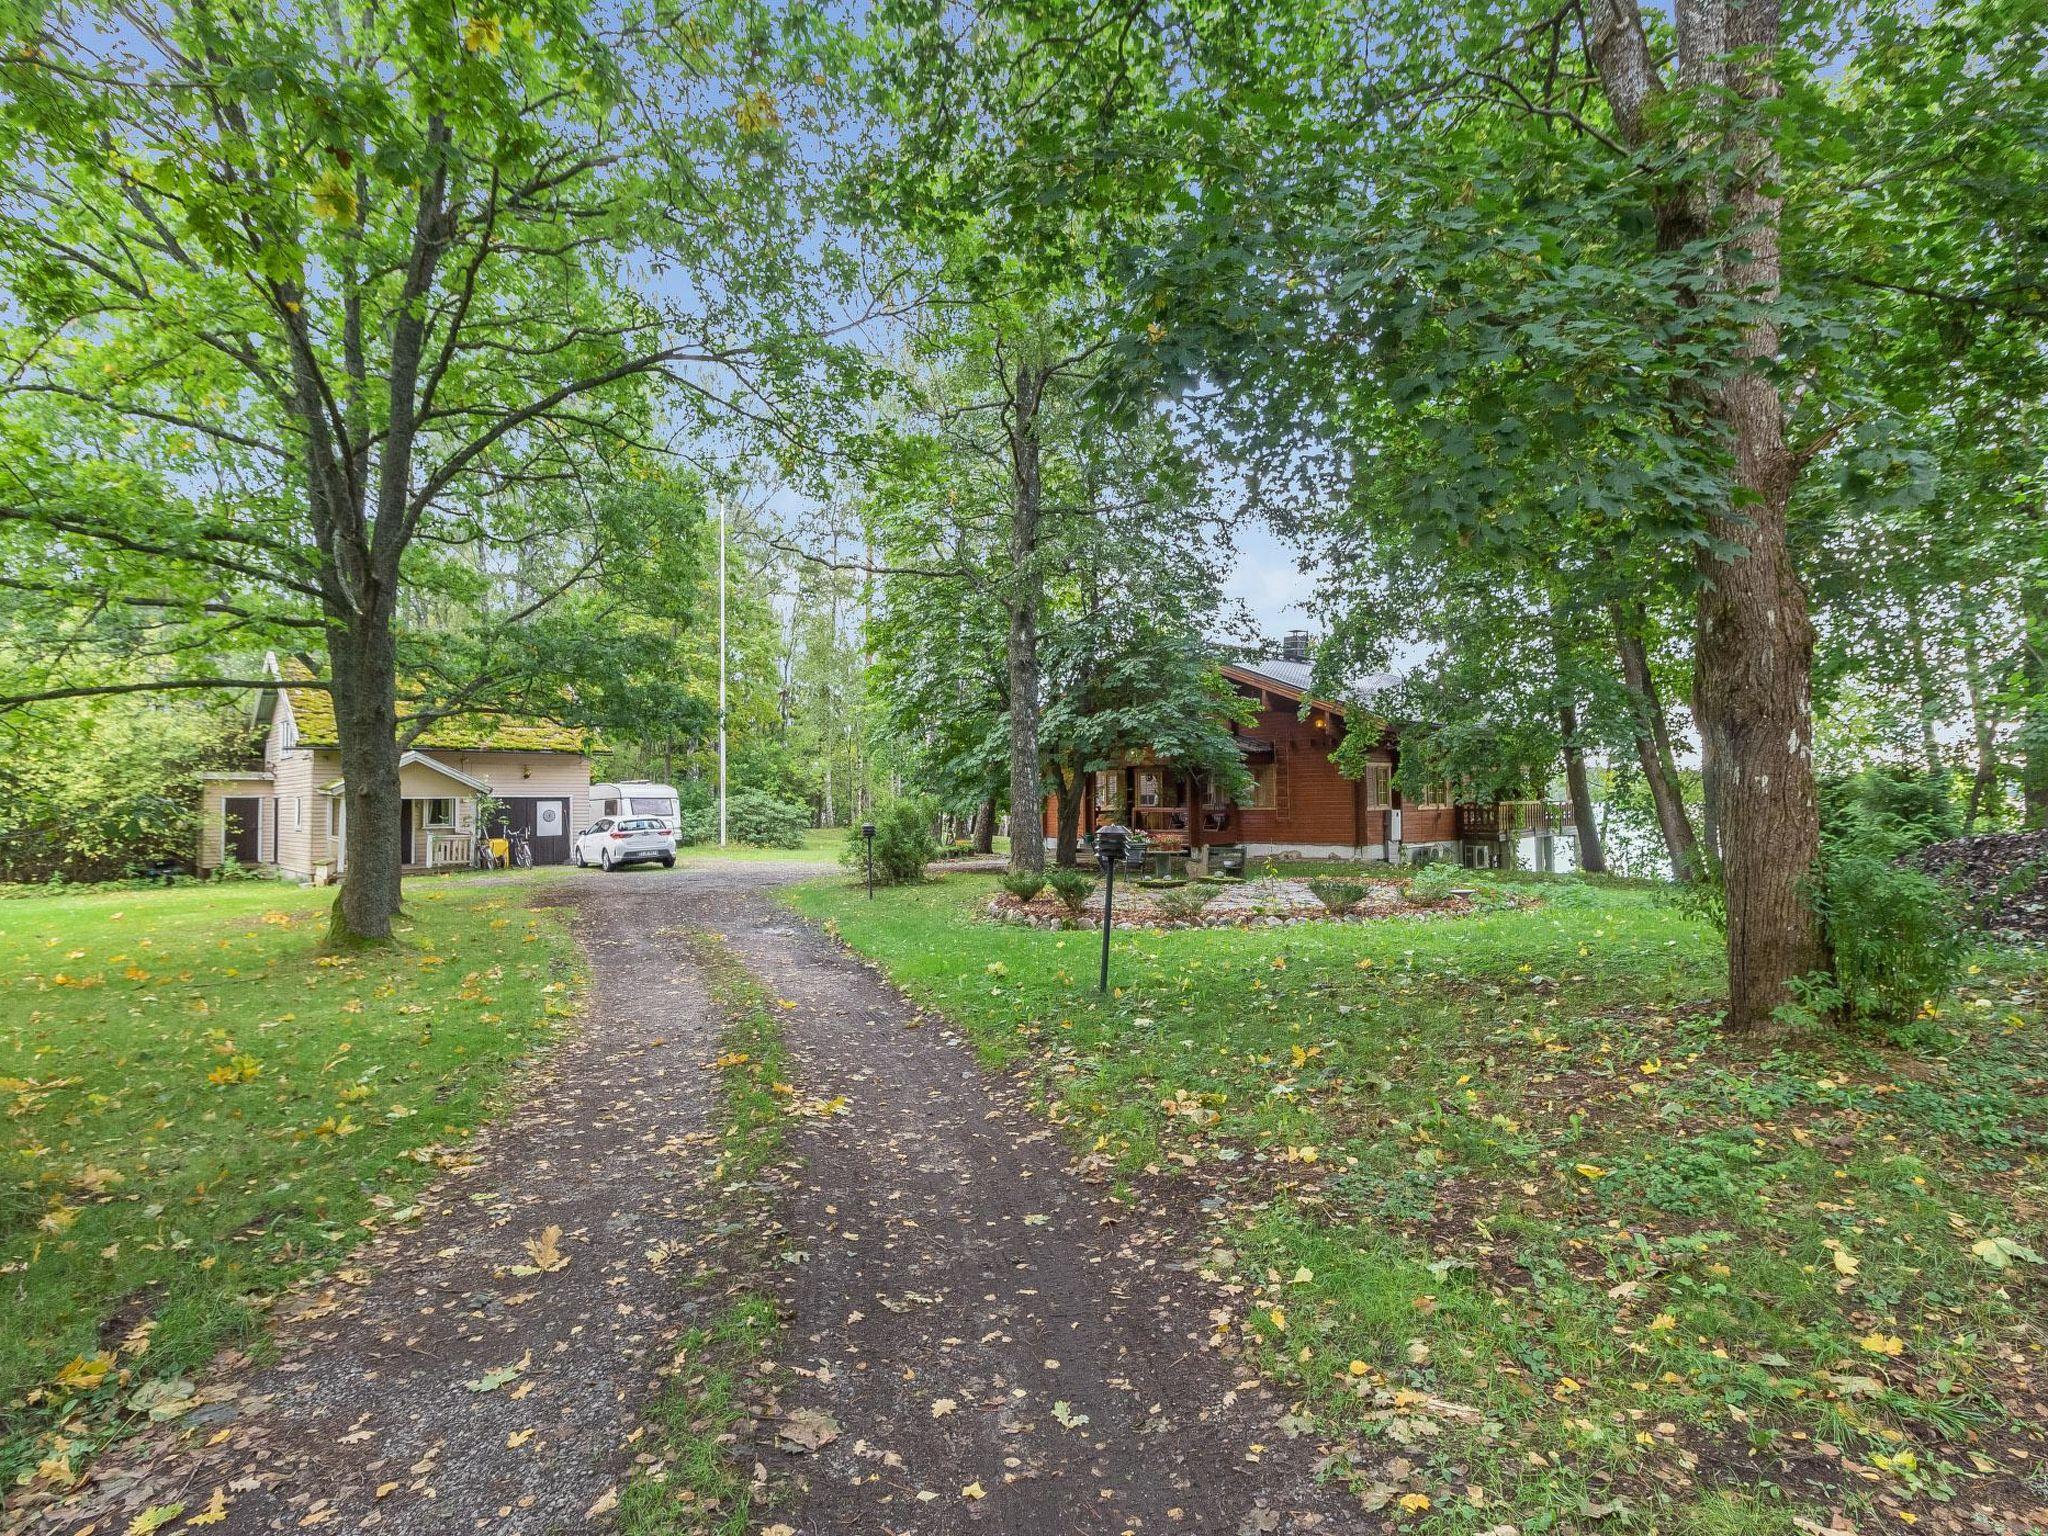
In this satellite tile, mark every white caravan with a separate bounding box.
[588,781,681,835]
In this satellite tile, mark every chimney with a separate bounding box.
[1281,630,1312,663]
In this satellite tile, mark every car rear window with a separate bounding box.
[620,817,665,830]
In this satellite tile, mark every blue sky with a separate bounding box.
[1221,516,1320,640]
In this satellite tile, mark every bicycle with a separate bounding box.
[473,834,500,871]
[507,828,534,869]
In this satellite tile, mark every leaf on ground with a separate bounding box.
[930,1398,957,1418]
[464,1350,531,1392]
[584,1487,617,1519]
[1052,1400,1089,1429]
[126,1506,185,1536]
[511,1225,569,1274]
[184,1488,229,1527]
[962,1481,987,1500]
[776,1408,841,1452]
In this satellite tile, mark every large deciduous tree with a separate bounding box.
[0,0,844,942]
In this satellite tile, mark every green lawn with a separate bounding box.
[675,827,844,864]
[1,877,581,1490]
[789,869,2048,1531]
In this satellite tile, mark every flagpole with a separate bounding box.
[718,492,728,848]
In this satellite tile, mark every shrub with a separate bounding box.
[1808,830,1966,1029]
[843,798,938,885]
[676,791,811,848]
[1156,883,1219,922]
[1044,867,1093,916]
[1000,872,1046,903]
[725,790,810,848]
[1406,862,1471,903]
[1306,877,1369,914]
[1821,768,1961,853]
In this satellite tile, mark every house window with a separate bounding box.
[293,796,305,831]
[328,799,341,837]
[1136,771,1162,808]
[1092,771,1122,814]
[1249,763,1277,809]
[424,797,456,828]
[1363,762,1391,810]
[1413,781,1450,809]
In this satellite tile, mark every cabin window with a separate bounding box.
[1092,771,1122,813]
[1136,770,1162,809]
[1249,763,1277,809]
[424,797,457,828]
[602,798,619,816]
[293,796,305,831]
[1413,782,1450,809]
[1363,763,1391,809]
[327,799,341,838]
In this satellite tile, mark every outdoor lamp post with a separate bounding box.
[1094,822,1128,993]
[861,822,876,899]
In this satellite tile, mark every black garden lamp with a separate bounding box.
[1094,822,1129,993]
[861,821,876,899]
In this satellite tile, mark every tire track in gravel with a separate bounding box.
[17,862,1360,1536]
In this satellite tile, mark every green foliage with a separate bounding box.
[1822,768,1963,853]
[1406,863,1474,903]
[1305,877,1369,914]
[842,798,938,885]
[1154,883,1219,922]
[1044,867,1093,916]
[0,690,245,882]
[1808,847,1967,1032]
[1000,872,1047,903]
[720,790,811,849]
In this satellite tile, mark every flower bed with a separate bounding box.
[986,875,1491,929]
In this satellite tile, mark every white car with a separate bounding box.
[573,816,676,871]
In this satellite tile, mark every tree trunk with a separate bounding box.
[1588,0,1825,1032]
[327,615,404,945]
[1611,604,1701,879]
[2021,605,2048,828]
[973,794,996,854]
[1005,362,1049,874]
[1961,614,2000,831]
[1054,764,1084,867]
[1557,701,1608,874]
[1904,606,1944,778]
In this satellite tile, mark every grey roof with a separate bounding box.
[1225,656,1402,712]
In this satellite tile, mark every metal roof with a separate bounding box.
[1223,656,1402,713]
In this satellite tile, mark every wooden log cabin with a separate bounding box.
[1041,638,1578,869]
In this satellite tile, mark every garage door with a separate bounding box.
[488,797,572,865]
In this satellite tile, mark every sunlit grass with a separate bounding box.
[0,878,581,1487]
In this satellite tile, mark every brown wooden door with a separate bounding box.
[223,798,262,865]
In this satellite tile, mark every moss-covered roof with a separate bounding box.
[277,659,592,754]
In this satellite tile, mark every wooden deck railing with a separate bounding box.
[416,831,475,869]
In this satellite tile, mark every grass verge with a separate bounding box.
[788,868,2048,1531]
[1,877,582,1491]
[618,934,790,1536]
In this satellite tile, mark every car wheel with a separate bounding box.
[571,845,584,867]
[661,856,675,869]
[600,849,612,871]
